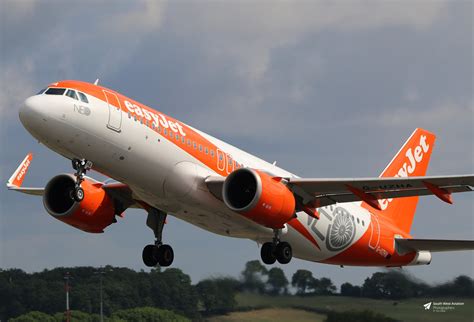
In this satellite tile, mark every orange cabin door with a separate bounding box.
[368,213,380,250]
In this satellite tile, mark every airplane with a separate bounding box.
[7,80,474,268]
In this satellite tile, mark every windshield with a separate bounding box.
[45,88,66,95]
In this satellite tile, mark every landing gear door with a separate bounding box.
[103,90,122,132]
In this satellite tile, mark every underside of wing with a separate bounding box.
[7,187,44,196]
[396,238,474,254]
[288,175,474,209]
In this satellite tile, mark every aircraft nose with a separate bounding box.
[19,96,39,124]
[19,95,43,127]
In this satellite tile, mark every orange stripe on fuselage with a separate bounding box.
[50,80,241,177]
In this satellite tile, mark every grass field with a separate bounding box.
[233,293,473,322]
[207,308,325,322]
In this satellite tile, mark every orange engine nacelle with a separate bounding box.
[43,174,115,233]
[222,168,295,229]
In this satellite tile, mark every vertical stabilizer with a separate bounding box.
[365,128,436,233]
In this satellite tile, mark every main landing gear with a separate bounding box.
[71,158,92,202]
[260,229,292,265]
[142,208,174,267]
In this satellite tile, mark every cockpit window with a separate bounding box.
[66,89,78,100]
[78,92,89,103]
[45,88,66,95]
[37,88,47,95]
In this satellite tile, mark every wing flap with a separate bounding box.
[396,238,474,254]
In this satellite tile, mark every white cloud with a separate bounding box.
[0,1,169,119]
[103,0,167,33]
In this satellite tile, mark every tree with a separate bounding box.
[291,270,315,295]
[150,268,199,318]
[9,311,56,322]
[241,260,268,293]
[110,307,189,322]
[53,310,100,321]
[362,271,417,299]
[266,268,289,295]
[430,275,474,297]
[452,275,473,297]
[196,277,240,313]
[312,277,336,295]
[340,282,361,297]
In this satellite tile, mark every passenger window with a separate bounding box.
[210,150,214,157]
[193,142,197,149]
[181,137,185,144]
[187,139,191,146]
[205,147,208,154]
[176,134,179,140]
[45,88,66,95]
[164,129,167,135]
[66,90,78,100]
[78,92,89,103]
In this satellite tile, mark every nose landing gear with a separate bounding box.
[142,208,174,267]
[260,229,293,265]
[71,158,92,202]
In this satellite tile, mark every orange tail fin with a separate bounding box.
[373,128,436,233]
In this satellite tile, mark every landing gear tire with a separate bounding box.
[142,244,158,267]
[156,244,174,267]
[275,242,292,264]
[261,242,277,265]
[72,187,84,202]
[144,209,174,267]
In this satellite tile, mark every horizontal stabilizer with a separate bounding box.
[396,238,474,254]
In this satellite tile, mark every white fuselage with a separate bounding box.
[20,88,374,264]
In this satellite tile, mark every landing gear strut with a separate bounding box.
[261,229,292,265]
[142,208,174,267]
[71,158,92,202]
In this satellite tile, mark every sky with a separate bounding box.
[0,1,472,289]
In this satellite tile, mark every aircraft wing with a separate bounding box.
[206,174,474,212]
[288,175,474,209]
[395,238,474,254]
[7,153,142,209]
